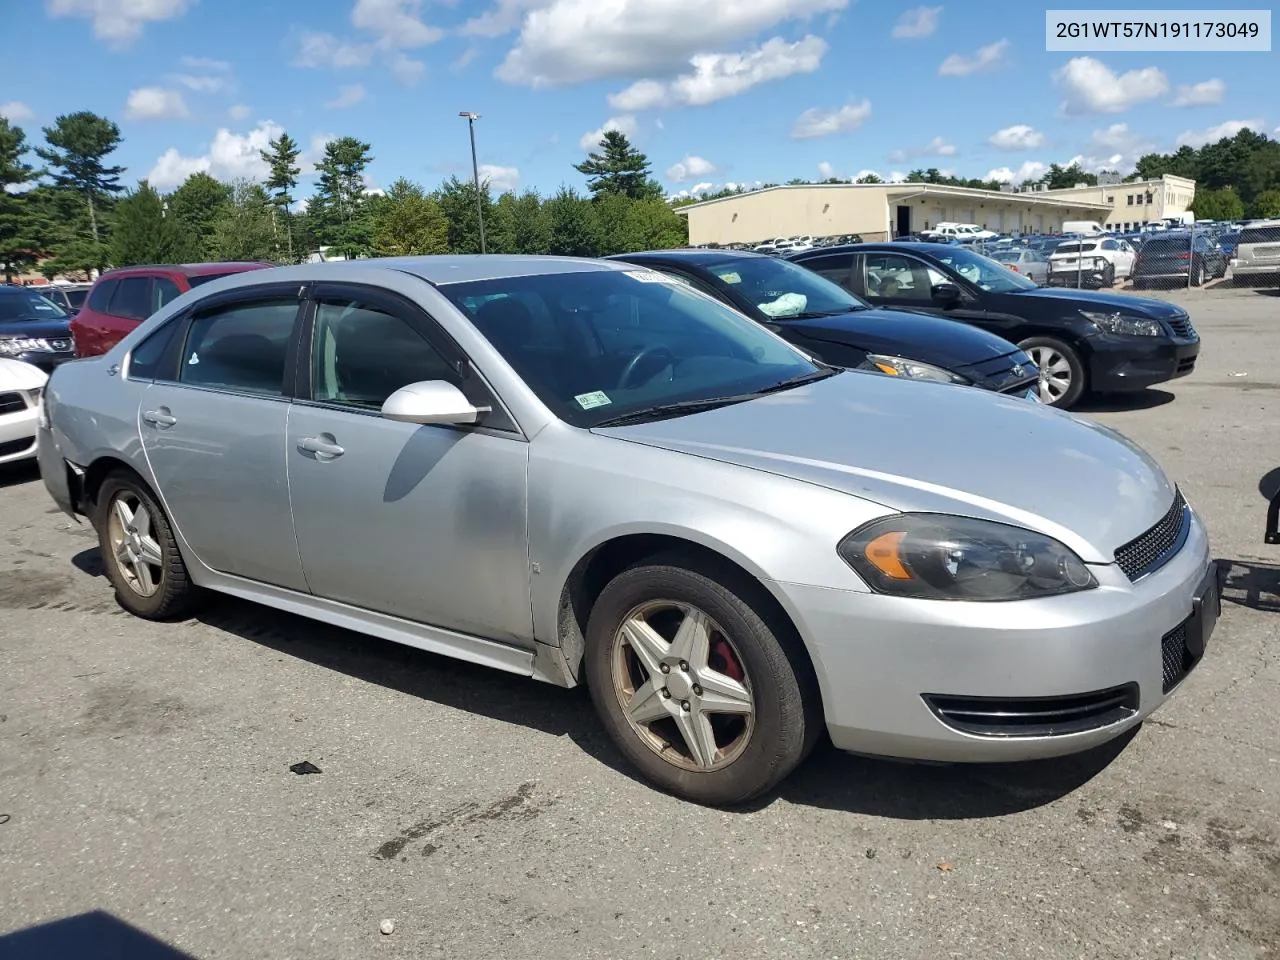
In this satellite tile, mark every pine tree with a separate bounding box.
[211,181,276,262]
[545,187,599,256]
[0,118,38,282]
[35,111,125,270]
[168,172,231,259]
[110,181,196,266]
[371,178,449,256]
[260,132,301,261]
[435,175,494,254]
[573,131,664,200]
[310,136,375,257]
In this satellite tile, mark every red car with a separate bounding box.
[71,262,273,357]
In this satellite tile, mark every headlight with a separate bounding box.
[864,354,970,385]
[838,514,1097,601]
[1081,310,1162,337]
[0,337,52,354]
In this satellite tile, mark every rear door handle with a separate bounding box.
[297,436,345,459]
[142,408,177,428]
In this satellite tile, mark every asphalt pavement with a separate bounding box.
[2,285,1279,960]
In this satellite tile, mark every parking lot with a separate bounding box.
[1,285,1278,960]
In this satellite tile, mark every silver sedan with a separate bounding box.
[37,256,1218,805]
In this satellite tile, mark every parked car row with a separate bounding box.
[34,254,1218,805]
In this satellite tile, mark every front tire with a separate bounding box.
[1021,336,1086,409]
[95,472,198,619]
[584,554,820,805]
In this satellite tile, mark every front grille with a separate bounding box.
[1165,314,1197,340]
[1176,357,1197,374]
[1161,620,1201,693]
[0,391,26,415]
[923,684,1140,738]
[0,436,35,458]
[1114,490,1189,581]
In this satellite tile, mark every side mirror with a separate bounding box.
[931,282,961,305]
[380,380,487,426]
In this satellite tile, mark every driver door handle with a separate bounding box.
[142,408,177,428]
[297,436,345,459]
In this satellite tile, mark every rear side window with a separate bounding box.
[86,279,118,312]
[188,272,241,288]
[153,277,183,310]
[798,254,855,288]
[66,288,89,310]
[108,277,153,321]
[178,299,298,396]
[1240,226,1280,244]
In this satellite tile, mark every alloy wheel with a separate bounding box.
[1028,345,1072,404]
[610,600,755,772]
[106,491,164,598]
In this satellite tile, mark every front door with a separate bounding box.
[286,285,533,646]
[138,290,307,591]
[895,205,911,238]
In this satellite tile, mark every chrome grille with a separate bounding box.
[1164,313,1196,340]
[0,391,26,415]
[1114,490,1188,581]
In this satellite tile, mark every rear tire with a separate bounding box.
[95,472,199,620]
[1020,336,1086,409]
[584,553,821,806]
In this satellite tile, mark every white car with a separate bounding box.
[0,358,48,465]
[1049,237,1137,284]
[925,223,999,243]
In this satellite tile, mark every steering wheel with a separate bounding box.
[617,345,676,389]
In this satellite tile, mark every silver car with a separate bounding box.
[36,256,1218,805]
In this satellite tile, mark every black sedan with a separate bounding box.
[0,287,77,372]
[788,242,1200,408]
[607,249,1038,397]
[1130,232,1229,288]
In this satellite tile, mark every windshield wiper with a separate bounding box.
[779,306,867,320]
[594,368,839,428]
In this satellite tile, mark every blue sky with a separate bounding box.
[1,0,1276,200]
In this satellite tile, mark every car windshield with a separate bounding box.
[701,255,868,318]
[441,268,825,429]
[930,246,1039,292]
[0,291,69,321]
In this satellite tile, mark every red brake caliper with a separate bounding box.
[710,637,744,683]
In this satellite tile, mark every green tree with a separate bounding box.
[0,118,39,282]
[371,178,449,256]
[1132,130,1280,211]
[35,111,125,269]
[544,187,599,256]
[623,198,688,251]
[167,172,231,259]
[1190,186,1245,222]
[854,173,883,184]
[210,180,276,261]
[260,132,302,261]
[310,136,375,256]
[1251,189,1280,219]
[574,131,663,200]
[511,190,550,254]
[435,175,494,254]
[485,191,520,254]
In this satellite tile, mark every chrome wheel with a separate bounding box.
[106,491,164,598]
[611,600,755,772]
[1028,345,1072,404]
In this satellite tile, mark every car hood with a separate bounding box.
[1008,286,1186,318]
[0,318,74,339]
[596,372,1175,562]
[784,308,1019,368]
[0,356,50,390]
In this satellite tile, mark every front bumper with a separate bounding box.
[0,405,39,464]
[7,349,77,373]
[774,510,1214,762]
[1232,262,1280,279]
[1088,334,1199,392]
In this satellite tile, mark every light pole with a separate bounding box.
[458,111,486,254]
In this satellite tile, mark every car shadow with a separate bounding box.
[0,910,195,960]
[1074,389,1175,413]
[0,460,39,488]
[71,547,106,578]
[1218,558,1280,614]
[196,595,1128,818]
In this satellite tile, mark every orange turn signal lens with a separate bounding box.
[873,362,900,376]
[863,531,913,580]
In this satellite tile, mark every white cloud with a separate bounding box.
[389,53,425,85]
[452,46,480,71]
[180,55,231,71]
[46,0,189,45]
[351,0,443,48]
[478,163,520,192]
[1055,57,1168,114]
[292,30,374,68]
[938,39,1008,77]
[0,101,34,122]
[889,135,956,161]
[170,73,227,93]
[666,155,717,182]
[461,0,542,37]
[790,98,871,139]
[325,84,367,109]
[1175,118,1263,148]
[147,120,286,189]
[892,5,940,38]
[887,170,907,182]
[1171,78,1225,107]
[989,124,1043,150]
[852,168,880,181]
[228,104,252,120]
[125,87,189,121]
[496,0,847,86]
[985,160,1049,185]
[608,35,826,110]
[578,115,638,150]
[292,2,439,84]
[301,133,337,169]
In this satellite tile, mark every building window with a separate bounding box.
[1145,193,1153,204]
[1106,196,1114,204]
[1126,195,1134,206]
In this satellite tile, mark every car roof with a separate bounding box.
[98,261,273,279]
[790,242,952,257]
[608,249,773,265]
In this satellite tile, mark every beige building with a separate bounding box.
[1032,175,1197,232]
[677,182,1115,246]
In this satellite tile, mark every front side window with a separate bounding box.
[931,247,1039,292]
[701,255,867,319]
[311,299,458,410]
[441,269,822,429]
[178,299,298,396]
[109,277,153,321]
[128,322,179,381]
[862,253,935,301]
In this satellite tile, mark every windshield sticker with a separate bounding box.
[714,271,742,284]
[574,390,612,410]
[625,270,677,284]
